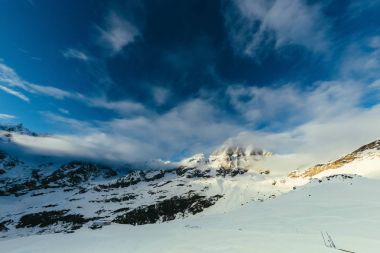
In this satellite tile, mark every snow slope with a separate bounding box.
[1,175,379,253]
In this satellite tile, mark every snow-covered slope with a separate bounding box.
[1,173,379,253]
[2,131,380,252]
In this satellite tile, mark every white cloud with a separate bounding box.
[97,11,139,54]
[11,133,97,159]
[58,108,70,115]
[0,85,30,102]
[27,83,72,100]
[0,113,15,120]
[85,97,148,116]
[62,48,89,61]
[225,0,328,57]
[15,99,242,163]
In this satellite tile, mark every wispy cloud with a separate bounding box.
[27,83,72,100]
[84,97,148,116]
[0,63,29,90]
[0,113,15,120]
[18,48,42,61]
[0,61,148,115]
[58,108,70,115]
[0,62,74,101]
[0,85,30,102]
[62,48,89,61]
[224,0,328,57]
[41,112,94,131]
[97,11,139,54]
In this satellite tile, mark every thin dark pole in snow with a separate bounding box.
[321,232,328,247]
[326,232,336,248]
[321,231,356,253]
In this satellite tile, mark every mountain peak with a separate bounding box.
[0,123,38,137]
[211,142,271,157]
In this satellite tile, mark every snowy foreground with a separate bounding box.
[2,175,380,253]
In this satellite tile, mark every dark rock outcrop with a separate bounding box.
[16,210,90,231]
[114,193,222,225]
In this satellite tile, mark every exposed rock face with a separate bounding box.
[16,210,91,232]
[114,194,223,225]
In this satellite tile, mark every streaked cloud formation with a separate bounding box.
[0,61,147,116]
[0,62,71,100]
[62,48,89,61]
[0,85,29,102]
[0,113,15,120]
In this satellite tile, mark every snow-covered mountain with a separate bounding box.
[1,125,380,252]
[0,137,290,238]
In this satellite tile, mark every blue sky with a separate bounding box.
[1,0,380,163]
